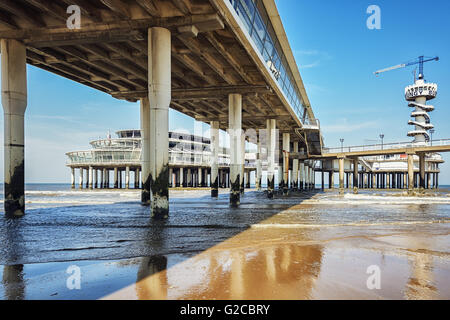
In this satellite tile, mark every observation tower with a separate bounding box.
[406,77,437,144]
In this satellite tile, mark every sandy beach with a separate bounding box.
[1,187,449,300]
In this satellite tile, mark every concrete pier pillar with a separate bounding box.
[147,27,171,218]
[330,171,334,189]
[93,169,98,189]
[79,168,84,189]
[180,167,184,187]
[85,168,90,189]
[256,139,262,191]
[321,170,325,190]
[278,165,283,191]
[292,143,299,191]
[386,173,390,190]
[229,93,242,206]
[240,135,245,194]
[168,168,173,188]
[140,97,151,202]
[353,157,358,194]
[198,168,202,188]
[71,168,75,189]
[103,168,107,188]
[1,39,27,216]
[419,153,426,190]
[210,121,219,196]
[408,153,414,191]
[267,120,277,198]
[403,173,406,189]
[187,168,192,188]
[338,157,345,194]
[100,169,104,189]
[136,168,140,189]
[125,166,130,189]
[282,133,290,195]
[300,161,305,190]
[114,167,119,189]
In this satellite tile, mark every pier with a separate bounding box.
[0,0,321,218]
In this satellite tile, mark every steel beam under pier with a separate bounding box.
[229,93,242,206]
[2,39,27,217]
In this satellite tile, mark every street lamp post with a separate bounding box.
[430,129,435,146]
[340,139,344,152]
[379,134,385,150]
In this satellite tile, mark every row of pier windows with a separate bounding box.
[229,0,308,124]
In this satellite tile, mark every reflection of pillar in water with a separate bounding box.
[265,247,276,283]
[136,256,168,300]
[2,265,25,300]
[405,251,436,300]
[230,252,244,299]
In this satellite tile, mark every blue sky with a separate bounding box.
[0,0,449,184]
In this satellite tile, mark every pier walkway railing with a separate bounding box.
[323,139,450,154]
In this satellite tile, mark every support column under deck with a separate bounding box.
[292,143,299,191]
[125,166,130,189]
[114,167,118,189]
[79,168,84,189]
[229,93,242,206]
[353,157,359,194]
[2,40,27,216]
[140,97,151,202]
[282,133,290,195]
[210,121,219,196]
[419,153,426,190]
[256,138,262,191]
[300,160,305,190]
[240,134,245,194]
[408,153,414,192]
[339,157,345,195]
[71,168,75,189]
[267,119,276,199]
[147,27,171,218]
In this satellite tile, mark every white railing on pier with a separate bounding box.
[323,139,450,154]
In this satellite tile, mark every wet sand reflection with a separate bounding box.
[106,226,324,300]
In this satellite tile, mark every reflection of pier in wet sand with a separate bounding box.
[102,191,450,300]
